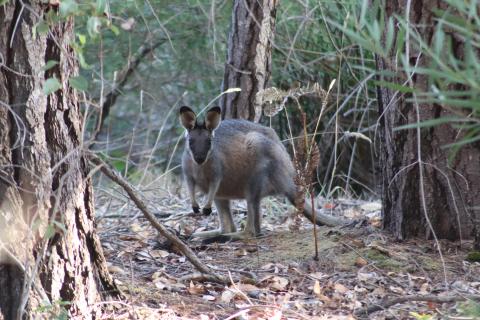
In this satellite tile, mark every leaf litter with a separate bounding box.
[96,188,480,319]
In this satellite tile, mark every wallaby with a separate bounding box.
[180,105,344,240]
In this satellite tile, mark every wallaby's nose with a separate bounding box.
[194,156,206,164]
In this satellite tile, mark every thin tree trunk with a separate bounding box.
[220,0,277,121]
[0,2,118,319]
[376,0,480,247]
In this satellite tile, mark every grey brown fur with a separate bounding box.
[180,106,344,239]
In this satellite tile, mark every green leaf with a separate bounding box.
[43,77,61,95]
[52,220,67,234]
[42,60,58,71]
[78,52,91,69]
[110,24,120,36]
[44,224,56,239]
[444,133,480,149]
[69,75,88,91]
[0,0,9,6]
[77,33,86,46]
[385,17,394,54]
[394,117,463,131]
[59,0,79,17]
[36,20,49,36]
[373,80,416,93]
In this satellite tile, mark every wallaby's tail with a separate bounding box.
[286,190,348,227]
[302,198,348,227]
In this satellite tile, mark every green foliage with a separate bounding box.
[465,251,480,262]
[333,0,480,156]
[42,60,59,71]
[43,77,61,95]
[69,75,89,91]
[458,300,480,317]
[36,300,70,320]
[409,312,434,320]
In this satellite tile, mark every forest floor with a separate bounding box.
[96,190,480,320]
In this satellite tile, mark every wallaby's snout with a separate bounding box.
[179,106,221,165]
[188,128,211,165]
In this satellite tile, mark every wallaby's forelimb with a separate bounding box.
[204,179,221,214]
[185,176,199,213]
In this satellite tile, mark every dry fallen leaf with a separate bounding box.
[260,275,289,291]
[187,281,206,295]
[313,280,322,296]
[334,283,349,294]
[150,249,170,259]
[309,272,328,280]
[234,248,248,257]
[389,286,405,294]
[357,271,377,282]
[419,282,430,294]
[220,289,236,304]
[130,223,143,233]
[107,265,125,274]
[154,279,186,291]
[202,295,215,301]
[355,257,368,267]
[270,276,289,291]
[350,239,365,248]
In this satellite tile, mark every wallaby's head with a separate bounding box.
[180,106,221,165]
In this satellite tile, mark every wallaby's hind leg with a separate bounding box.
[244,193,261,237]
[216,199,236,233]
[191,199,236,239]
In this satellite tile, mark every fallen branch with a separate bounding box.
[89,153,228,284]
[354,294,480,317]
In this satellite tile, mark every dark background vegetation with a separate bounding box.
[79,0,377,198]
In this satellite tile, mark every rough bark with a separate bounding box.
[0,2,118,319]
[220,0,277,121]
[376,0,480,247]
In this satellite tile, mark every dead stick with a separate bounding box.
[89,154,227,284]
[354,294,480,316]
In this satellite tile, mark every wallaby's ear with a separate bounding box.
[179,106,196,130]
[205,106,221,131]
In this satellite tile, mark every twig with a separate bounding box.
[354,294,480,317]
[88,153,227,284]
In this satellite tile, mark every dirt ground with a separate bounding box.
[97,195,480,319]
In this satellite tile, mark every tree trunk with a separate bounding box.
[220,0,277,121]
[376,0,480,247]
[0,2,118,319]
